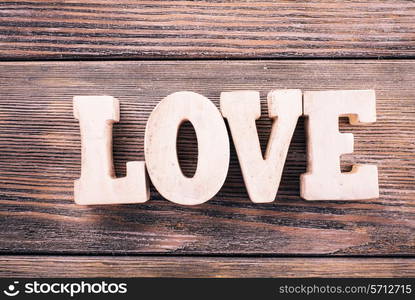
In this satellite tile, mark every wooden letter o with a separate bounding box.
[145,91,230,205]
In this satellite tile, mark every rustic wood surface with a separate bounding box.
[0,60,414,256]
[1,256,414,278]
[0,0,414,59]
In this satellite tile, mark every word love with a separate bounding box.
[73,89,379,206]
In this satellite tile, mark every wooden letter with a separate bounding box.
[73,96,149,205]
[301,90,379,200]
[221,90,302,203]
[145,91,230,205]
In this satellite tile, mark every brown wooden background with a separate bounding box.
[0,0,414,277]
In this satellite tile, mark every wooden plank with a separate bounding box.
[1,256,414,277]
[0,60,414,255]
[0,0,414,59]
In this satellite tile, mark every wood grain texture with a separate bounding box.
[1,256,415,278]
[0,0,414,59]
[0,60,414,255]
